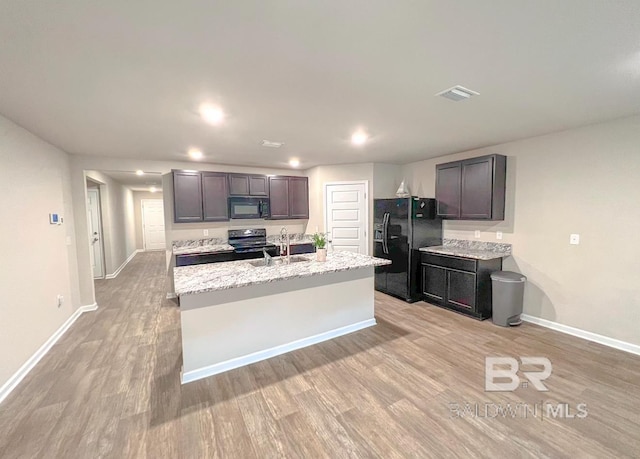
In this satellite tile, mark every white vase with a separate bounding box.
[316,248,327,262]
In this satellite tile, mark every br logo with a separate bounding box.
[485,357,552,392]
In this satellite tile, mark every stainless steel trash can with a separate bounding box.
[490,271,526,326]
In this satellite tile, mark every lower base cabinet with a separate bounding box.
[420,252,502,320]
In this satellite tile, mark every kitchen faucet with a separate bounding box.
[262,247,273,266]
[280,227,291,264]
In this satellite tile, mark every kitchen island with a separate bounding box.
[174,251,391,383]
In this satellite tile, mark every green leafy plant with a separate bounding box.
[312,232,327,250]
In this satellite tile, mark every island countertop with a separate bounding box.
[174,251,391,296]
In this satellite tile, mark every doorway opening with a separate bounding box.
[86,180,106,279]
[141,198,166,251]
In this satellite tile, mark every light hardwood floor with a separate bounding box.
[0,251,639,458]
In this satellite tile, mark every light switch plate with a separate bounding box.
[203,229,209,236]
[496,231,503,240]
[570,234,580,245]
[474,230,481,238]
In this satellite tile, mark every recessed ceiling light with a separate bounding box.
[135,170,144,176]
[189,148,204,160]
[199,104,225,125]
[262,140,284,148]
[435,85,479,101]
[351,130,368,146]
[289,158,300,168]
[150,186,157,193]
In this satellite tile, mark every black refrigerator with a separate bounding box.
[374,197,442,302]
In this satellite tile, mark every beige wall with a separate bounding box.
[373,163,403,199]
[403,115,640,346]
[85,170,136,275]
[0,114,81,390]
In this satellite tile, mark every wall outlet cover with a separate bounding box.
[570,234,580,245]
[203,229,209,236]
[474,230,481,238]
[496,231,503,240]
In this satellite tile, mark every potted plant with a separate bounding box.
[312,232,328,262]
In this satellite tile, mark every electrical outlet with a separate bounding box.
[474,230,481,238]
[570,234,580,245]
[496,231,503,240]
[203,229,209,236]
[57,295,64,308]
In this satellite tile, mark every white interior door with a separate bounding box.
[87,188,104,279]
[142,199,166,251]
[324,182,368,254]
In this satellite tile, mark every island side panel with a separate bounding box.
[180,267,375,383]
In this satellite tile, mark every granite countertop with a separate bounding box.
[267,234,315,246]
[419,239,512,261]
[172,237,234,256]
[174,251,391,296]
[173,244,235,256]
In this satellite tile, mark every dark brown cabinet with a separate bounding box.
[268,176,309,220]
[421,252,502,320]
[269,177,290,219]
[289,177,310,219]
[435,154,506,220]
[228,174,269,197]
[202,172,229,221]
[172,170,309,223]
[173,171,203,223]
[422,264,446,302]
[435,163,461,218]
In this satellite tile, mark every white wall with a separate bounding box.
[403,115,640,346]
[85,170,136,276]
[0,114,81,390]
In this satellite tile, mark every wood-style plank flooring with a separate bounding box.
[1,251,639,458]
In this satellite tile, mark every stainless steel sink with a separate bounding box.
[247,255,311,267]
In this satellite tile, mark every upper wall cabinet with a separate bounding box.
[228,174,269,197]
[173,170,229,223]
[268,176,309,220]
[202,172,229,221]
[173,170,203,223]
[436,154,506,220]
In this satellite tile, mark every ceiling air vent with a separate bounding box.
[261,140,284,148]
[435,85,479,101]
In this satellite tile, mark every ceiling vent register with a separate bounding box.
[435,85,479,101]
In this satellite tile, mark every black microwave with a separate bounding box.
[228,197,270,219]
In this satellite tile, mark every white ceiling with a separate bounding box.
[1,1,640,169]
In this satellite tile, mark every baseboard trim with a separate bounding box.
[181,318,376,384]
[105,249,140,279]
[166,292,177,300]
[0,303,99,405]
[521,314,640,356]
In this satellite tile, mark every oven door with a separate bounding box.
[229,197,268,219]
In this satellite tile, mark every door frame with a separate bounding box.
[323,180,370,255]
[86,187,106,279]
[141,198,166,251]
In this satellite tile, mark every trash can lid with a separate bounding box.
[490,271,526,282]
